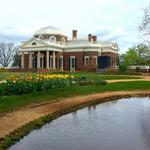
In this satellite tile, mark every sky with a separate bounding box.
[0,0,149,53]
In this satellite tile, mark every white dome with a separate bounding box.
[34,26,66,36]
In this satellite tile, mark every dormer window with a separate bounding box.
[32,42,37,45]
[49,36,56,42]
[38,35,44,40]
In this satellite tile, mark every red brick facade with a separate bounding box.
[21,51,118,71]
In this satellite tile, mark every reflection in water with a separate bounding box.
[9,97,150,150]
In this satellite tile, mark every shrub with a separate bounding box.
[119,64,128,73]
[76,76,107,86]
[92,79,107,85]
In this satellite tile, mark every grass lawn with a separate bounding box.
[0,81,150,114]
[0,72,142,81]
[71,72,142,80]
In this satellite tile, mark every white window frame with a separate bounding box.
[49,36,56,42]
[70,56,76,70]
[38,35,44,40]
[84,56,89,66]
[93,56,97,65]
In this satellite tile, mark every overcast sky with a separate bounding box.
[0,0,149,53]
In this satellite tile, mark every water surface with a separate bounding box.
[9,97,150,150]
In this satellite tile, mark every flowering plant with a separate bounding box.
[0,74,75,96]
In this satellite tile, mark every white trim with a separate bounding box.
[24,52,29,54]
[49,36,56,42]
[70,56,76,70]
[21,38,51,47]
[20,47,63,52]
[84,56,89,66]
[101,50,119,54]
[38,35,44,40]
[63,49,118,54]
[93,56,97,65]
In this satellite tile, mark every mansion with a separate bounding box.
[19,26,119,71]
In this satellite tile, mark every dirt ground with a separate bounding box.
[1,90,150,138]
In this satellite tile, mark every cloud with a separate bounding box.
[91,25,144,53]
[0,26,35,44]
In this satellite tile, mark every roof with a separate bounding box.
[34,26,66,36]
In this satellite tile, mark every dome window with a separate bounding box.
[32,42,37,45]
[38,35,44,40]
[49,36,56,42]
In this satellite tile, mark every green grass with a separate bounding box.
[0,81,150,114]
[0,72,141,81]
[71,72,142,80]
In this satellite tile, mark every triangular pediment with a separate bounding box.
[21,38,50,48]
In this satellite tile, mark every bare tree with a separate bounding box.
[11,48,20,67]
[139,3,150,45]
[0,42,16,67]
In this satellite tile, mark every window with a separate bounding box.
[32,57,36,68]
[38,35,44,40]
[49,36,56,42]
[70,56,76,70]
[93,56,97,65]
[84,56,89,66]
[32,42,37,45]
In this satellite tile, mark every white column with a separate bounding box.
[29,51,32,69]
[53,51,56,69]
[21,52,24,69]
[37,51,40,69]
[46,50,49,69]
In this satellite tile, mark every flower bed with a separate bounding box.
[0,74,75,96]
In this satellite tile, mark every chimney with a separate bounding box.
[72,30,77,39]
[88,34,92,41]
[92,36,97,42]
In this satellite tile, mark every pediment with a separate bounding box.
[21,38,50,48]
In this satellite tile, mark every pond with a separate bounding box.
[8,97,150,150]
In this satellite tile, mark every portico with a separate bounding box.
[21,50,58,70]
